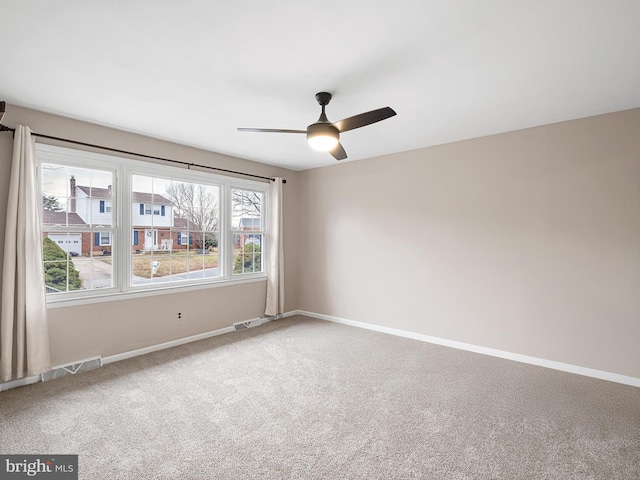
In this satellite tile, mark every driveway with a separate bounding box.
[72,256,113,289]
[72,256,219,289]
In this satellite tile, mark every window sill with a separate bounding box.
[45,275,268,309]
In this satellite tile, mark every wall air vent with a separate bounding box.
[41,357,102,382]
[233,318,264,331]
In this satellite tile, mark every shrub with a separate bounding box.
[42,237,82,292]
[192,232,218,250]
[233,243,261,274]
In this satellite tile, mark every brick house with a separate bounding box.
[233,217,262,248]
[43,176,199,255]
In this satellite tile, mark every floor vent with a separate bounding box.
[233,318,263,331]
[41,357,102,382]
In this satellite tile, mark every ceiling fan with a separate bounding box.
[237,92,396,161]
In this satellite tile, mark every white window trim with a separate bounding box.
[100,232,112,246]
[230,188,267,276]
[37,143,269,308]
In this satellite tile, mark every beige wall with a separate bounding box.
[0,105,299,366]
[2,103,639,380]
[297,108,640,379]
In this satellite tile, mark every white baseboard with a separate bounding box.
[0,374,41,392]
[286,310,640,388]
[1,316,272,392]
[103,326,236,365]
[103,315,275,365]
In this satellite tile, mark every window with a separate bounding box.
[40,161,115,294]
[178,232,190,245]
[99,232,111,246]
[131,174,220,286]
[141,204,164,216]
[37,144,269,304]
[231,189,264,275]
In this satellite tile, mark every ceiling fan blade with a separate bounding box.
[330,142,347,161]
[237,128,306,134]
[333,107,397,133]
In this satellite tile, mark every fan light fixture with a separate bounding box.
[306,123,339,151]
[307,131,338,151]
[238,92,397,161]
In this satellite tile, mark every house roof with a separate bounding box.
[131,191,172,205]
[76,185,172,204]
[238,218,261,229]
[76,185,111,199]
[173,217,200,230]
[42,210,86,226]
[43,208,205,232]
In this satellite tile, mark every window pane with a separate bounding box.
[41,161,115,296]
[233,233,262,274]
[43,235,83,293]
[232,189,262,231]
[42,233,113,293]
[130,175,220,286]
[78,243,113,290]
[231,188,264,276]
[41,164,113,227]
[131,236,220,286]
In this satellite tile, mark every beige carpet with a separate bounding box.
[1,315,639,479]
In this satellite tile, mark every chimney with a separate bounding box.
[70,175,76,213]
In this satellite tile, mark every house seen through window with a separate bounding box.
[38,145,268,301]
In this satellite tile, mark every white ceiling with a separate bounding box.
[2,1,640,171]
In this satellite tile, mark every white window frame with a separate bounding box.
[39,147,120,298]
[230,188,267,276]
[37,144,269,308]
[99,232,112,246]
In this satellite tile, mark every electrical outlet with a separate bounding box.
[177,312,183,321]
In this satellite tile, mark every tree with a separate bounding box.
[42,237,82,292]
[165,182,219,249]
[232,190,262,236]
[42,194,63,211]
[232,189,261,216]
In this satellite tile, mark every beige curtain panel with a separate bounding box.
[1,125,52,382]
[265,177,284,316]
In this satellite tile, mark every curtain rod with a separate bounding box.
[0,123,285,184]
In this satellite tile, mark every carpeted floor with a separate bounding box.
[1,315,639,479]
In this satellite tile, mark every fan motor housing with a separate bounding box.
[307,122,339,138]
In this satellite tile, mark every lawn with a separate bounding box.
[131,250,219,278]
